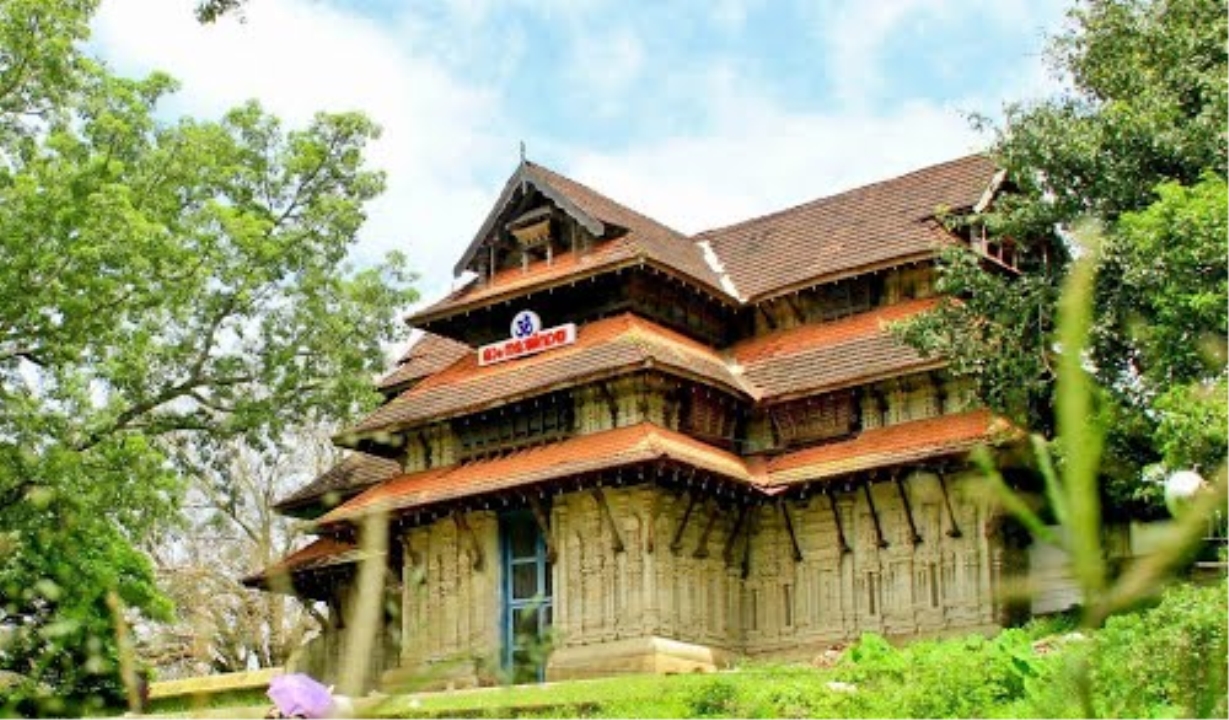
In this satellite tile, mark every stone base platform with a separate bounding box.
[547,636,734,680]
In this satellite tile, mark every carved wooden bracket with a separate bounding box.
[692,504,720,559]
[827,492,852,555]
[597,382,619,427]
[741,505,758,579]
[670,492,697,555]
[452,512,485,571]
[526,496,558,563]
[591,487,625,554]
[779,500,804,562]
[894,474,923,546]
[863,482,889,549]
[645,488,666,554]
[937,470,963,538]
[722,505,749,565]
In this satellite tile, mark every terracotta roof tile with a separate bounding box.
[732,299,942,401]
[377,333,471,393]
[320,423,754,525]
[273,453,401,512]
[344,314,749,438]
[766,410,1014,486]
[695,155,997,301]
[410,162,730,324]
[240,537,368,587]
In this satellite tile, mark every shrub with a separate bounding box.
[1088,580,1227,718]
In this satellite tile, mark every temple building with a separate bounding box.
[245,154,1034,688]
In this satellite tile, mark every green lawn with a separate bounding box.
[138,580,1225,719]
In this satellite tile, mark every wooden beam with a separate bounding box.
[937,470,963,538]
[452,512,485,571]
[863,481,889,549]
[591,487,625,554]
[779,500,804,562]
[827,491,852,555]
[526,496,558,563]
[722,505,749,565]
[692,503,720,559]
[894,474,923,546]
[670,492,698,555]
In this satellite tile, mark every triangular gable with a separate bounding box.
[453,160,614,277]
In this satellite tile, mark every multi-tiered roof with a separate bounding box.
[247,153,1017,596]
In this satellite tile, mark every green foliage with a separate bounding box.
[900,0,1228,512]
[0,0,416,713]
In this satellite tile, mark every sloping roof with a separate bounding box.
[341,314,751,440]
[240,537,366,588]
[273,453,401,513]
[766,410,1013,486]
[320,422,756,525]
[695,155,998,301]
[376,333,471,393]
[412,161,731,324]
[731,298,943,402]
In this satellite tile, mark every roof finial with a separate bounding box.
[519,140,526,164]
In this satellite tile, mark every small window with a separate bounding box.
[782,584,794,627]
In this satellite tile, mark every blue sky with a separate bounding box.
[90,0,1069,310]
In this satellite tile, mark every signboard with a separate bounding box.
[478,310,577,366]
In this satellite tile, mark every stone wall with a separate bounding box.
[389,471,1004,685]
[395,511,501,688]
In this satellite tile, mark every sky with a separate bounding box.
[90,0,1070,312]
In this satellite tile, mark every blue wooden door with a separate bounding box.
[500,512,552,683]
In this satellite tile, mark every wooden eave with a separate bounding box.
[409,255,741,331]
[746,250,939,305]
[335,359,751,451]
[755,359,949,408]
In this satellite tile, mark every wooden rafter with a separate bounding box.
[644,488,666,554]
[591,487,625,554]
[692,505,721,559]
[526,495,558,563]
[779,500,803,562]
[722,505,749,565]
[452,512,485,570]
[670,492,698,555]
[741,505,758,580]
[827,492,852,555]
[936,470,963,538]
[863,482,889,549]
[894,474,923,546]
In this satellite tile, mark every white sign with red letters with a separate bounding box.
[478,310,577,366]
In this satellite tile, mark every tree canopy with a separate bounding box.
[0,1,415,714]
[900,0,1227,510]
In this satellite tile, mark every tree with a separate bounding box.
[0,1,415,714]
[900,0,1227,511]
[141,426,340,678]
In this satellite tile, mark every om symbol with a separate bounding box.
[510,310,541,339]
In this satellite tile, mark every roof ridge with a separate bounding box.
[525,160,689,240]
[692,154,991,240]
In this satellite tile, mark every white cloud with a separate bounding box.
[91,0,516,307]
[564,95,987,236]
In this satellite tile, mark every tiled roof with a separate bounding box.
[377,333,471,393]
[273,453,401,512]
[320,422,755,525]
[695,155,997,301]
[732,298,943,401]
[240,537,366,587]
[766,410,1013,486]
[343,314,750,439]
[411,161,730,324]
